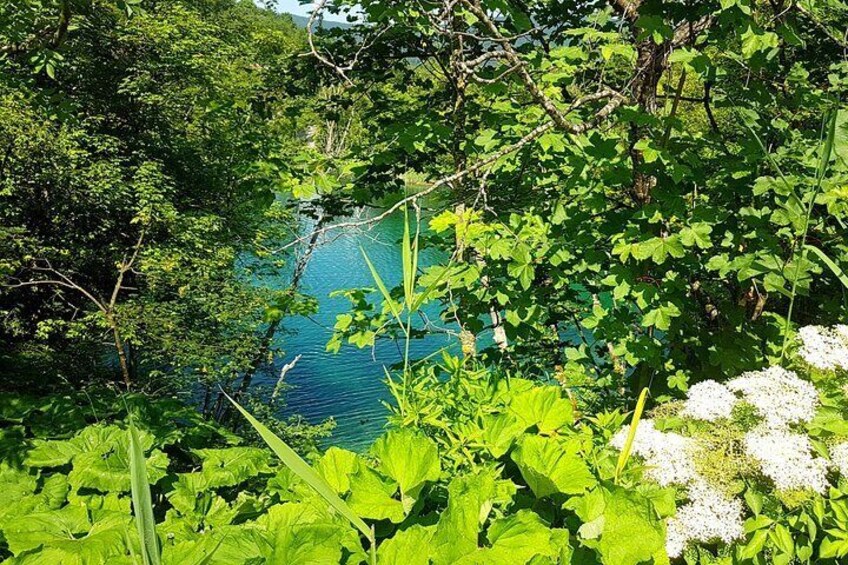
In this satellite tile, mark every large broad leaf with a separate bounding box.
[161,525,264,565]
[0,464,37,518]
[511,435,596,498]
[507,387,573,434]
[431,472,497,564]
[258,503,353,564]
[316,447,361,495]
[347,467,406,523]
[192,448,271,488]
[4,506,131,564]
[377,525,435,565]
[454,510,563,564]
[27,424,168,493]
[480,413,525,458]
[69,446,169,493]
[597,486,666,565]
[166,473,213,515]
[25,425,141,468]
[371,429,440,497]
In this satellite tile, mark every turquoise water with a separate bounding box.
[255,212,454,451]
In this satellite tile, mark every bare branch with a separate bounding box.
[462,0,576,130]
[276,89,624,251]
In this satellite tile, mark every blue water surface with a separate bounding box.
[255,212,454,451]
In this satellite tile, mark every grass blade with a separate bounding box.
[409,265,452,314]
[806,244,848,290]
[361,247,403,327]
[402,207,415,309]
[818,110,837,182]
[128,423,161,565]
[223,392,377,562]
[614,387,649,483]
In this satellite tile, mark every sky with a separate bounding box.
[269,1,356,23]
[273,0,316,18]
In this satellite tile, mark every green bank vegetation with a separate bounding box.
[3,0,848,563]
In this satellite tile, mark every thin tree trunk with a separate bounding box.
[110,319,131,390]
[216,211,326,422]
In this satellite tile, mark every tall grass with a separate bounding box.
[361,206,447,415]
[128,422,161,565]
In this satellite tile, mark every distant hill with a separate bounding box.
[288,13,353,29]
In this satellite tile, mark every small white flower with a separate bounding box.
[798,325,848,371]
[830,442,848,477]
[681,380,737,421]
[727,366,819,429]
[665,479,745,558]
[610,420,697,486]
[744,428,829,493]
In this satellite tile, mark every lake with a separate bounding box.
[255,211,454,451]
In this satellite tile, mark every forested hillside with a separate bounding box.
[2,0,848,563]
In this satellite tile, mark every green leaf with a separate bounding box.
[4,505,131,563]
[476,510,560,564]
[431,472,497,564]
[680,223,713,249]
[632,237,685,263]
[259,503,352,564]
[347,467,407,523]
[834,109,848,166]
[402,207,418,310]
[163,527,260,565]
[316,447,360,495]
[597,487,666,565]
[741,27,779,59]
[193,447,271,488]
[377,525,435,565]
[371,429,440,497]
[507,386,573,434]
[67,428,169,493]
[641,302,681,331]
[361,246,403,326]
[806,245,848,290]
[615,388,649,483]
[480,413,525,458]
[511,435,596,497]
[129,424,161,565]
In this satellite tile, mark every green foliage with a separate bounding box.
[0,382,671,565]
[0,0,317,397]
[6,0,848,563]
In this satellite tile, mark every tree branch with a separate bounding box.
[275,89,624,251]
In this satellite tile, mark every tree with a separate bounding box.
[301,0,848,405]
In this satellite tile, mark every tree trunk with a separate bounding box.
[216,210,326,422]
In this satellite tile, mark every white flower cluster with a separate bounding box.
[798,325,848,371]
[681,380,736,421]
[727,366,819,429]
[830,442,848,477]
[608,325,847,559]
[744,428,829,493]
[610,420,697,486]
[665,479,745,558]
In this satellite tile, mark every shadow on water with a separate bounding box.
[255,210,455,451]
